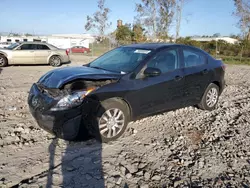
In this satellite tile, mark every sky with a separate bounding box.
[0,0,241,37]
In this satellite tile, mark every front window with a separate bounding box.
[7,43,20,49]
[89,47,152,73]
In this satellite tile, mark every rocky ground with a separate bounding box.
[0,55,250,188]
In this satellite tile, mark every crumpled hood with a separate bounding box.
[38,66,121,88]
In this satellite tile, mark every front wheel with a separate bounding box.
[49,56,61,67]
[198,83,220,111]
[89,99,130,143]
[0,55,8,67]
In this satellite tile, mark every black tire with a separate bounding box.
[89,98,130,143]
[0,55,8,67]
[49,56,61,67]
[198,83,220,111]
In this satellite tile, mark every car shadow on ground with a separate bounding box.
[0,68,2,74]
[46,97,105,187]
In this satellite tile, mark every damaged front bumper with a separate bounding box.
[28,84,90,140]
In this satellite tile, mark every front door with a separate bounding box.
[125,48,185,118]
[12,44,36,64]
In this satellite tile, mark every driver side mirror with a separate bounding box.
[143,67,161,77]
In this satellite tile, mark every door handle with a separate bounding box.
[202,69,209,74]
[30,51,35,53]
[175,76,183,81]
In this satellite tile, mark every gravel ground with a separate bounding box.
[0,56,250,188]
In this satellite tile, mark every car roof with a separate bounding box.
[123,43,179,50]
[17,41,49,45]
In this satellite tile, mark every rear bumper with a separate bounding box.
[61,55,70,63]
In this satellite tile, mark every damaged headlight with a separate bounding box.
[50,88,96,111]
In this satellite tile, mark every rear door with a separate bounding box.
[34,44,51,64]
[12,44,36,64]
[181,47,212,106]
[126,47,185,117]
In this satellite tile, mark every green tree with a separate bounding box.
[132,24,147,42]
[115,25,133,44]
[85,0,112,36]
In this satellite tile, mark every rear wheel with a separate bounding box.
[89,99,130,143]
[198,83,219,111]
[0,55,8,67]
[49,56,61,67]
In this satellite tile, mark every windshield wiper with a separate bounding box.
[90,66,112,72]
[90,66,120,73]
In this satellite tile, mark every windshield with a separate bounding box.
[6,43,20,49]
[89,47,152,73]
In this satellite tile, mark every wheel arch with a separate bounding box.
[47,53,62,64]
[0,53,8,65]
[100,97,133,121]
[211,81,221,93]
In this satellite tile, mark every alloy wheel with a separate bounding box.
[0,57,4,66]
[206,88,218,107]
[50,56,61,66]
[98,108,125,138]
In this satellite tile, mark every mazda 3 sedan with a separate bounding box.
[28,43,225,142]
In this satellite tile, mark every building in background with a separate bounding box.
[191,36,239,44]
[0,34,96,49]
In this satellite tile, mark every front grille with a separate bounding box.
[29,84,56,112]
[36,83,61,98]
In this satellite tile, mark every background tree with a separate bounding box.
[135,0,158,40]
[233,0,250,40]
[233,0,250,62]
[135,0,176,40]
[85,0,112,37]
[174,0,191,40]
[132,24,147,42]
[115,25,133,45]
[213,33,221,37]
[157,0,176,39]
[25,33,33,36]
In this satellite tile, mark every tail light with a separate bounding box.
[221,62,226,71]
[66,49,70,56]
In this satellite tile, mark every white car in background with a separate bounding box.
[0,42,12,48]
[0,42,70,67]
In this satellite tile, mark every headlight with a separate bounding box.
[50,88,96,111]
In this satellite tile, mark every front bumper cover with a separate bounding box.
[28,83,95,140]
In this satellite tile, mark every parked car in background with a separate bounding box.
[0,42,12,48]
[0,42,70,67]
[28,43,225,143]
[70,46,91,54]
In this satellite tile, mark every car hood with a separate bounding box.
[38,66,122,88]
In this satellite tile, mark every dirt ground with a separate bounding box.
[0,55,250,188]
